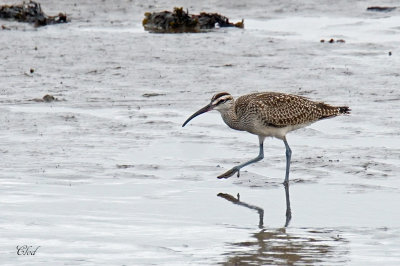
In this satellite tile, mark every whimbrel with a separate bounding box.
[182,92,350,183]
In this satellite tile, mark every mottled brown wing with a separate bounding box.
[235,92,341,127]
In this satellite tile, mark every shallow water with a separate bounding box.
[1,0,400,265]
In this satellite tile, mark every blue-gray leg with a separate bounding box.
[283,137,292,184]
[218,136,265,179]
[283,182,292,227]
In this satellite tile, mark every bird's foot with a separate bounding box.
[217,167,240,179]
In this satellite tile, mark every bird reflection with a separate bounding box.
[218,183,349,265]
[217,192,265,228]
[217,183,291,228]
[283,183,291,227]
[222,227,349,265]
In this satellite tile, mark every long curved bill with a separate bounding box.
[182,103,213,127]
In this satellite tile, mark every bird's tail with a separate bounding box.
[316,102,351,120]
[338,106,351,114]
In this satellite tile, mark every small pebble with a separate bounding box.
[42,94,55,102]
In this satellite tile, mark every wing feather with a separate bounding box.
[235,92,341,127]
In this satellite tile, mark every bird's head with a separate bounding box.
[182,92,234,127]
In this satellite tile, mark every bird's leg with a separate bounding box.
[283,137,292,184]
[218,136,265,179]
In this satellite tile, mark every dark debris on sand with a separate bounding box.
[0,1,68,27]
[142,7,244,33]
[320,38,346,43]
[30,94,59,103]
[366,6,396,12]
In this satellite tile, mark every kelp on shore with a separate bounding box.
[143,7,243,33]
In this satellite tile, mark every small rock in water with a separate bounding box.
[42,94,56,102]
[30,94,58,102]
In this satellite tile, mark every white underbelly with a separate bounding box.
[249,122,312,139]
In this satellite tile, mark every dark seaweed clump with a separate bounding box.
[0,1,68,27]
[143,7,244,33]
[196,11,243,29]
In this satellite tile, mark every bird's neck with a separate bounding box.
[219,106,242,131]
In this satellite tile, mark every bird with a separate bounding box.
[182,92,350,183]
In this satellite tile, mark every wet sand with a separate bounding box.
[1,0,400,265]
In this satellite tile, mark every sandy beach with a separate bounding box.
[1,0,400,265]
